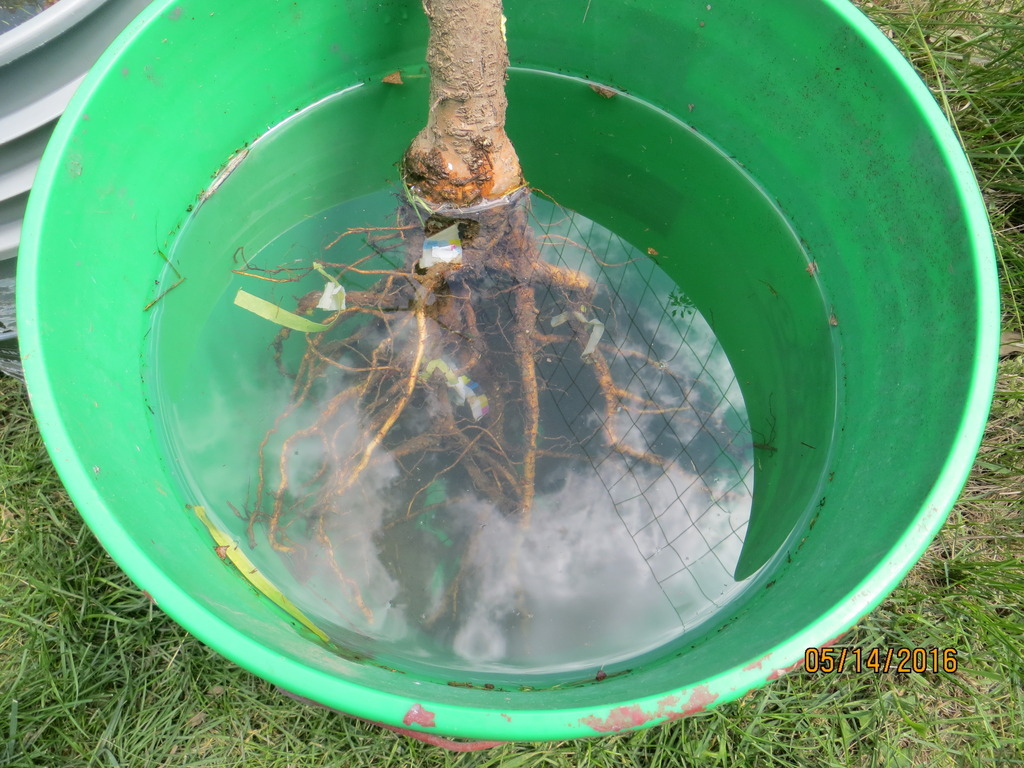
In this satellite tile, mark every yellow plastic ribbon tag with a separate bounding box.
[191,505,330,643]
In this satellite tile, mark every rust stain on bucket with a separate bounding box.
[403,703,436,728]
[579,686,719,733]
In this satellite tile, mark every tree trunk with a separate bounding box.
[402,0,524,208]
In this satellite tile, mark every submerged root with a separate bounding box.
[246,191,698,628]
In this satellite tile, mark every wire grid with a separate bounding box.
[255,192,755,648]
[527,197,755,629]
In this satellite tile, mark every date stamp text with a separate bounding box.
[804,646,958,674]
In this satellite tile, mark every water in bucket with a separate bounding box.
[149,72,814,684]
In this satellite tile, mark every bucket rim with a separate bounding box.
[15,0,1000,741]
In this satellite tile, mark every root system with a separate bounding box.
[244,192,699,628]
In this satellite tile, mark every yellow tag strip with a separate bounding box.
[192,505,331,643]
[233,289,333,333]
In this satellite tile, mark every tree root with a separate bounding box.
[244,191,701,629]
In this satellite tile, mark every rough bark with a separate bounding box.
[402,0,524,207]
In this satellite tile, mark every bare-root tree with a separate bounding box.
[245,0,698,632]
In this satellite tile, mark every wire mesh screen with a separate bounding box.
[528,199,754,632]
[170,189,756,678]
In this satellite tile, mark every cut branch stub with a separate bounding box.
[402,0,525,208]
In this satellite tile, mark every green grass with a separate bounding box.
[3,1,1024,765]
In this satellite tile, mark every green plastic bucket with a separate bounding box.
[18,0,998,742]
